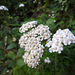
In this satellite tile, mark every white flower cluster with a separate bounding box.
[44,57,51,63]
[49,11,55,18]
[19,21,75,68]
[19,21,37,33]
[46,29,75,54]
[19,24,52,48]
[48,11,56,22]
[19,4,24,7]
[0,5,8,11]
[19,21,52,68]
[22,37,44,68]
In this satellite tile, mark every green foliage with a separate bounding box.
[5,60,15,67]
[0,0,75,75]
[17,48,24,57]
[7,43,16,49]
[17,59,24,66]
[0,41,4,47]
[7,51,16,59]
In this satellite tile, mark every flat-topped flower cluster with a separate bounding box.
[19,21,75,68]
[19,21,37,33]
[46,29,75,54]
[22,37,44,68]
[19,21,52,68]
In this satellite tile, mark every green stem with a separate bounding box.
[55,53,58,74]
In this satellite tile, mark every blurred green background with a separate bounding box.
[0,0,75,75]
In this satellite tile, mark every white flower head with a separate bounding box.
[54,20,56,22]
[7,70,9,72]
[19,21,52,68]
[19,21,37,33]
[19,4,24,7]
[0,5,8,11]
[44,57,51,63]
[46,28,75,54]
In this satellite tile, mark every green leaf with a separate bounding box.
[12,24,20,26]
[72,20,75,25]
[72,30,75,35]
[68,23,71,27]
[46,18,55,25]
[0,52,4,60]
[56,21,64,26]
[1,67,7,74]
[64,60,70,66]
[17,48,24,57]
[44,2,48,7]
[17,59,24,66]
[7,51,16,59]
[65,6,68,12]
[0,48,4,52]
[5,60,13,63]
[7,43,16,49]
[0,41,4,47]
[5,60,15,67]
[12,28,19,31]
[73,26,75,29]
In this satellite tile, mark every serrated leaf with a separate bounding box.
[17,59,24,66]
[7,43,16,49]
